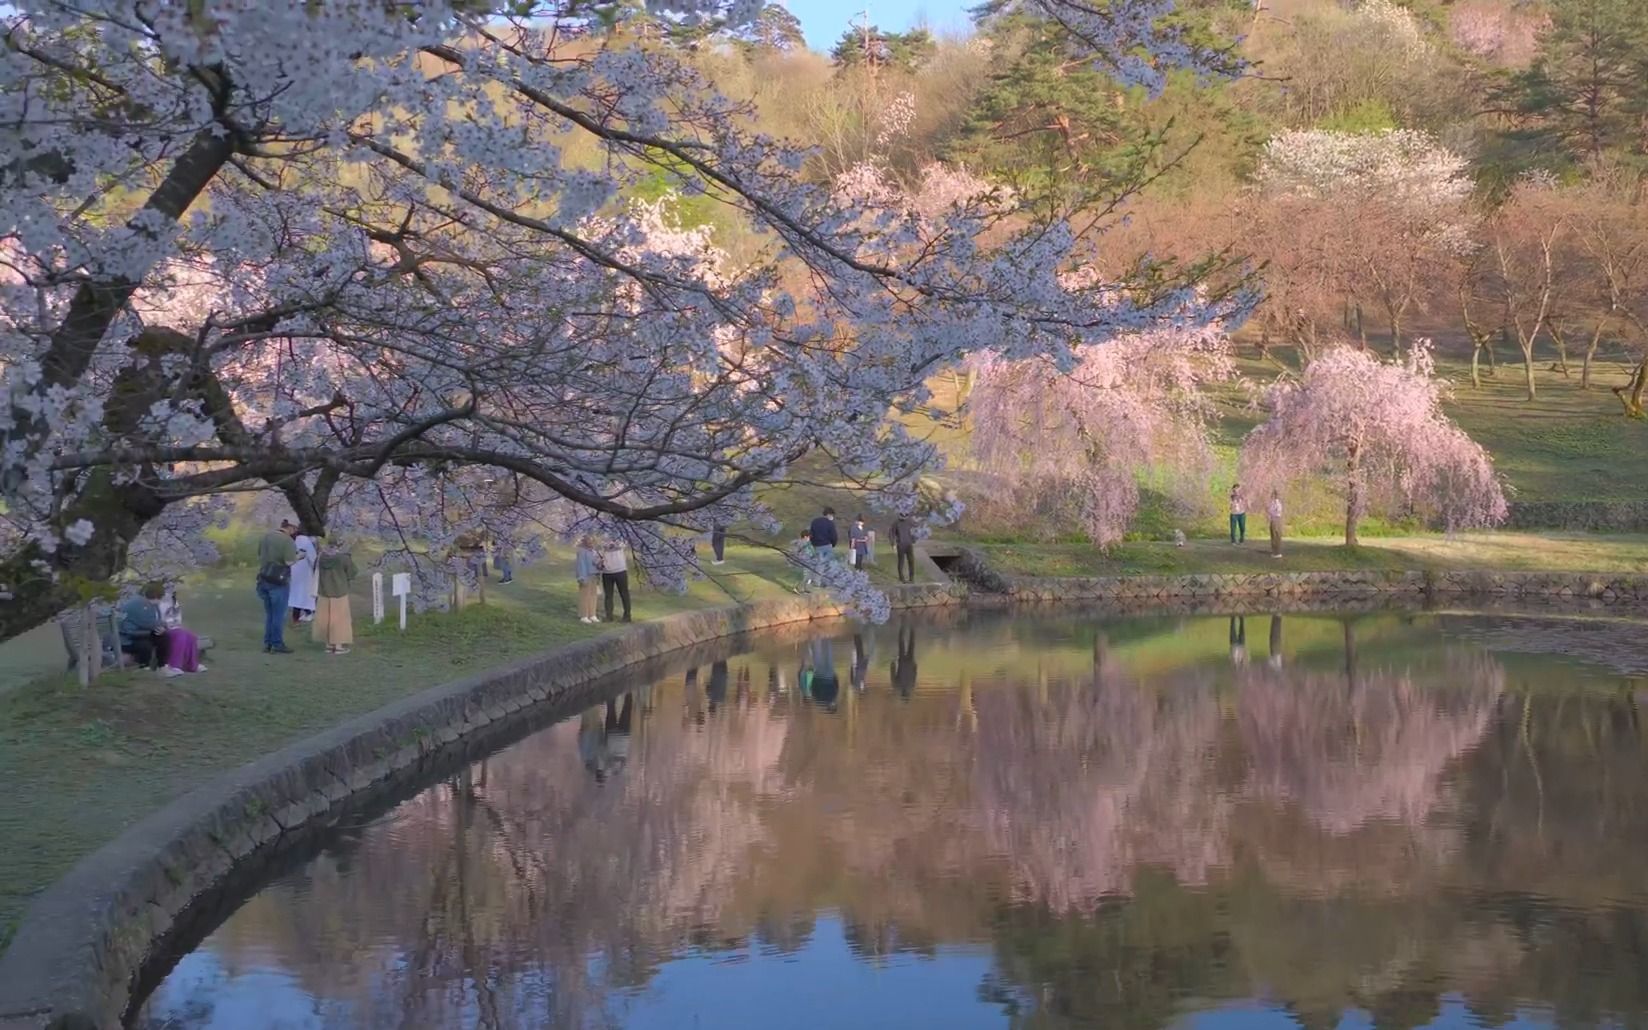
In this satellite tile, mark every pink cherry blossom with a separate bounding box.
[1240,343,1508,545]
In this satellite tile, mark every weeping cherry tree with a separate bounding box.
[1239,344,1508,546]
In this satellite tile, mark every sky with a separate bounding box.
[779,0,975,52]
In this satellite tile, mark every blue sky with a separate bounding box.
[780,0,975,51]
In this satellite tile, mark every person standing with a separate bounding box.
[256,520,298,654]
[710,524,726,565]
[890,514,918,584]
[288,527,318,624]
[803,507,838,589]
[849,514,869,570]
[494,534,515,584]
[575,536,601,623]
[1267,489,1284,558]
[1229,484,1247,545]
[808,507,838,556]
[312,537,358,655]
[599,538,632,623]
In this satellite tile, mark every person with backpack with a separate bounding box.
[256,520,299,654]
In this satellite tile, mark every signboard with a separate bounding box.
[371,573,384,625]
[391,573,412,631]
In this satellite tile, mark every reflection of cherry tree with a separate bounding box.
[1236,656,1504,836]
[970,658,1228,912]
[193,693,791,1029]
[155,631,1570,1030]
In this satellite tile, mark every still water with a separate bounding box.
[138,609,1648,1030]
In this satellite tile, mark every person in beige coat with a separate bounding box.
[312,537,358,654]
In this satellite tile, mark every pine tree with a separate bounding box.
[1493,0,1648,168]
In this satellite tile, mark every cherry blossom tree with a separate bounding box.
[0,0,1236,639]
[1239,344,1508,546]
[1252,129,1474,355]
[1450,0,1548,67]
[966,318,1233,546]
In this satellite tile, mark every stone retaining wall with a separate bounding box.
[3,570,1646,1028]
[1001,569,1648,605]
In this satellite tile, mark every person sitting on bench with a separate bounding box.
[118,586,171,673]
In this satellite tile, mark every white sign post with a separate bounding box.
[391,573,412,631]
[371,573,385,625]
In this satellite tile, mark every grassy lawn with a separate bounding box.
[0,541,855,948]
[976,533,1648,579]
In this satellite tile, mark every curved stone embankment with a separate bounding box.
[3,568,1648,1028]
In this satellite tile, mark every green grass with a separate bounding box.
[977,533,1648,579]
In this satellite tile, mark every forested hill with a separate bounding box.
[677,0,1648,408]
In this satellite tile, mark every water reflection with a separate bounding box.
[139,610,1648,1030]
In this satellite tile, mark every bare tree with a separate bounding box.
[1483,184,1566,400]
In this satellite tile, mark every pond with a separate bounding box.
[136,608,1648,1030]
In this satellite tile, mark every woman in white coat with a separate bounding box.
[288,528,319,623]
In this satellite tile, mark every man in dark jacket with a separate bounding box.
[889,514,918,583]
[808,507,838,551]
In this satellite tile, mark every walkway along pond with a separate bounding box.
[5,570,1648,1028]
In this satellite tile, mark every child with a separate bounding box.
[849,514,869,570]
[795,527,816,593]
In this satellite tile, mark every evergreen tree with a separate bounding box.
[946,13,1157,215]
[830,25,937,74]
[735,4,806,53]
[1492,0,1648,168]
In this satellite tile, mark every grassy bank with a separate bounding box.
[977,533,1648,579]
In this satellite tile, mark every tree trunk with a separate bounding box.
[0,472,166,642]
[1581,323,1605,390]
[1548,326,1571,377]
[1355,304,1367,350]
[1614,357,1648,418]
[1344,442,1362,547]
[3,127,232,488]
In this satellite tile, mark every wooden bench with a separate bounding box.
[58,605,123,684]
